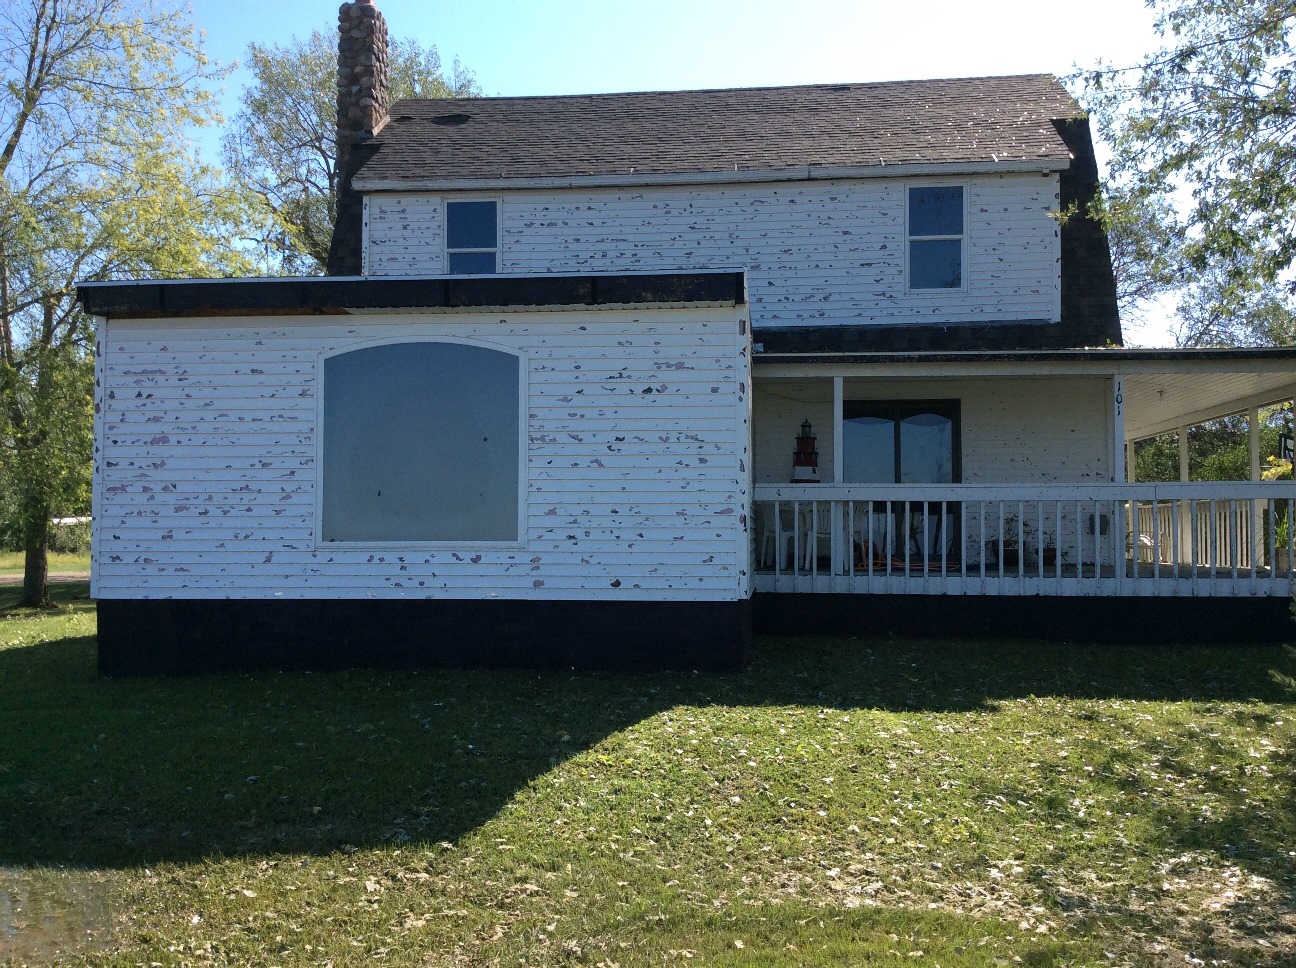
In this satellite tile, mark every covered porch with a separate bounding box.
[749,347,1296,598]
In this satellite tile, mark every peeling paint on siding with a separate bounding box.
[94,309,751,603]
[365,175,1060,326]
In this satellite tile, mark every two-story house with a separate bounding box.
[78,0,1296,674]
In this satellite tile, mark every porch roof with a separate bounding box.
[753,345,1296,441]
[751,346,1296,367]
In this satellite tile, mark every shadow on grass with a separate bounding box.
[0,599,1292,869]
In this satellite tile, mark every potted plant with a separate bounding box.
[1023,519,1058,567]
[985,516,1020,568]
[1275,515,1292,573]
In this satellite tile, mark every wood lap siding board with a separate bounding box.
[365,175,1060,326]
[365,195,445,274]
[93,309,750,602]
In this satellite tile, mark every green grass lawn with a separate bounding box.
[0,551,89,575]
[1,586,1294,966]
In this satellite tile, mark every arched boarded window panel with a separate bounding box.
[322,341,520,543]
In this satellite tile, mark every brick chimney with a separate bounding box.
[327,0,389,276]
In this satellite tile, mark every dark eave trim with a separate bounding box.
[77,272,747,319]
[353,158,1071,193]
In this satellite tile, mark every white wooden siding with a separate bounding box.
[366,195,445,275]
[93,308,751,602]
[752,380,835,485]
[365,175,1060,327]
[753,376,1109,485]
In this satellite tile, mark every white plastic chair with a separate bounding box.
[759,504,798,569]
[801,503,833,570]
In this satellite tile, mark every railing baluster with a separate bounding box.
[1017,500,1025,580]
[793,500,802,591]
[941,500,948,579]
[846,500,855,580]
[1189,499,1198,582]
[1231,499,1240,580]
[866,501,875,578]
[772,501,781,579]
[996,501,1004,576]
[1082,500,1088,581]
[1094,500,1101,583]
[1156,500,1166,583]
[909,501,917,573]
[977,501,985,580]
[1035,500,1044,580]
[1250,496,1260,592]
[1103,498,1109,583]
[1280,500,1290,575]
[918,502,926,573]
[1206,500,1214,571]
[810,500,818,581]
[1266,498,1276,590]
[1170,496,1180,580]
[960,499,968,580]
[883,499,890,575]
[1054,500,1062,580]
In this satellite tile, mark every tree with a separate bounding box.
[1171,264,1296,347]
[1078,0,1296,346]
[1097,188,1185,327]
[0,0,258,607]
[223,31,479,275]
[1133,408,1291,481]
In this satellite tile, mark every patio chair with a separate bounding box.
[849,503,953,573]
[800,503,833,571]
[758,504,798,569]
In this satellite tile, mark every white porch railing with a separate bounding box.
[753,483,1296,597]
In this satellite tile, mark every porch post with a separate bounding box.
[832,377,843,484]
[1113,376,1128,578]
[1251,406,1263,569]
[1112,376,1126,481]
[832,377,844,571]
[1178,426,1190,566]
[1250,407,1262,481]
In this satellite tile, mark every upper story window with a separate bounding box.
[907,186,964,290]
[446,200,499,274]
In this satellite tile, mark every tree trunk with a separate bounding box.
[18,496,50,608]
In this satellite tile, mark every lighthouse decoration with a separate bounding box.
[790,419,821,483]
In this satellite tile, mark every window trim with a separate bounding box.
[444,197,501,274]
[841,398,962,484]
[314,335,527,550]
[904,183,967,293]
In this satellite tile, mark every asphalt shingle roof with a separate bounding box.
[355,74,1081,187]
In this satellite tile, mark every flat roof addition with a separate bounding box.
[77,271,748,319]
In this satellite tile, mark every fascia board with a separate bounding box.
[354,159,1071,193]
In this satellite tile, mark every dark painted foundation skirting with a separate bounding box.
[97,598,750,677]
[753,593,1295,644]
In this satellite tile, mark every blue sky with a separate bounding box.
[186,0,1172,341]
[189,0,1162,99]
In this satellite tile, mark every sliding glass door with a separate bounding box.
[842,401,959,484]
[842,400,961,563]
